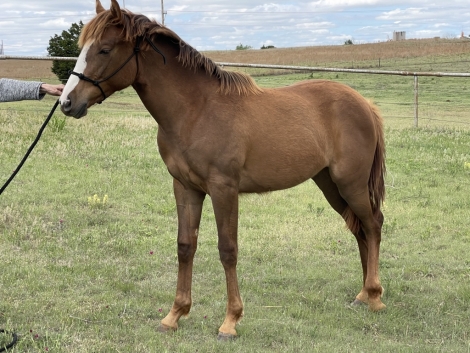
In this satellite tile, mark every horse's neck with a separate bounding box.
[133,60,218,133]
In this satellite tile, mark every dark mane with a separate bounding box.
[80,9,262,96]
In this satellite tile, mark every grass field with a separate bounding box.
[1,40,470,352]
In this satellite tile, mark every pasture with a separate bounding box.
[1,42,470,352]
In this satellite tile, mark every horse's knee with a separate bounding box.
[177,242,196,263]
[218,243,238,267]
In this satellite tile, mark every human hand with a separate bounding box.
[40,83,65,96]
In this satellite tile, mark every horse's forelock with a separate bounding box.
[79,9,149,48]
[79,11,112,48]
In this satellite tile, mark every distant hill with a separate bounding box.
[206,38,470,72]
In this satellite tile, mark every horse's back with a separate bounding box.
[248,79,377,133]
[237,79,381,193]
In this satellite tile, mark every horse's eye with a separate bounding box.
[99,49,110,55]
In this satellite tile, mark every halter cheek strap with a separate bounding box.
[69,36,166,103]
[68,71,108,102]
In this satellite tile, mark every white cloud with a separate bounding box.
[295,22,334,30]
[413,29,442,37]
[0,0,469,55]
[39,18,72,28]
[168,5,188,11]
[433,23,450,28]
[327,34,352,41]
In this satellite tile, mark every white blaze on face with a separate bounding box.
[59,41,93,105]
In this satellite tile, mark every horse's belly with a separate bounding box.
[238,154,325,193]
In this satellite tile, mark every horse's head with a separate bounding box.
[60,0,139,118]
[60,0,261,118]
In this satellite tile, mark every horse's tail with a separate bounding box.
[343,102,386,235]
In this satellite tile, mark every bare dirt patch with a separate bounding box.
[0,60,56,81]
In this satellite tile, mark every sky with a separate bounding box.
[1,0,470,56]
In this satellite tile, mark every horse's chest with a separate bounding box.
[158,140,207,191]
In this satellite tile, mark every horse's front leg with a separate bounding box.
[210,183,243,340]
[160,179,205,332]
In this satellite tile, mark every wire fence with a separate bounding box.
[1,55,469,128]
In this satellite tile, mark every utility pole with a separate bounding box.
[161,0,166,25]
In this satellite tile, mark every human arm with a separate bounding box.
[0,78,64,102]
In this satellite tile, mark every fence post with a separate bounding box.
[414,75,419,127]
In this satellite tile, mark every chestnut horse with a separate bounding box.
[60,0,386,340]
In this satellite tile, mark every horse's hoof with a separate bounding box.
[157,323,176,333]
[217,332,237,341]
[351,298,367,306]
[369,301,386,312]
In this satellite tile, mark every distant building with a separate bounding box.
[393,31,406,41]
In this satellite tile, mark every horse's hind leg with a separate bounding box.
[339,186,385,311]
[351,211,384,307]
[313,168,348,215]
[160,179,205,332]
[313,169,367,298]
[313,168,385,311]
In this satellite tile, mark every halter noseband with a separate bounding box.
[69,36,166,103]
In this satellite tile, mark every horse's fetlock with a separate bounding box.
[367,286,383,301]
[172,290,192,313]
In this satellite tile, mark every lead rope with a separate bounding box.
[0,329,17,352]
[0,99,59,196]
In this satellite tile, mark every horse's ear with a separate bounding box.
[109,0,122,20]
[96,0,105,14]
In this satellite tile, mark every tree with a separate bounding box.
[236,43,252,50]
[47,21,84,83]
[344,39,354,45]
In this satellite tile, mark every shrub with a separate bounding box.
[47,21,84,83]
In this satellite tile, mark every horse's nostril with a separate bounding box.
[61,99,72,112]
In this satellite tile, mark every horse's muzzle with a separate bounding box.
[60,99,88,119]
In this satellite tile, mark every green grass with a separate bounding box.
[1,71,470,352]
